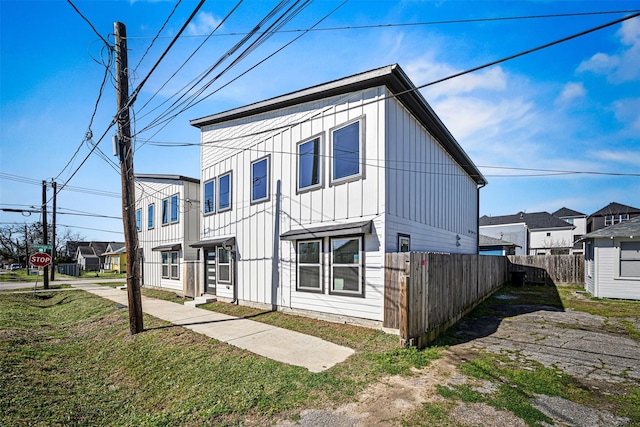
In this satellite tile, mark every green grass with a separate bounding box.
[79,270,127,279]
[0,290,443,426]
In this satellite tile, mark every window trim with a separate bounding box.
[296,133,324,194]
[250,155,271,204]
[204,178,216,215]
[170,194,179,223]
[162,250,180,279]
[217,246,231,284]
[618,240,640,279]
[329,117,365,186]
[329,235,364,297]
[398,233,410,252]
[161,197,169,225]
[218,171,232,212]
[136,209,142,232]
[296,239,323,293]
[147,203,155,230]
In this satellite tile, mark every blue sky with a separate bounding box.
[1,0,639,243]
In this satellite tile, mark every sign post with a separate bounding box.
[30,253,52,293]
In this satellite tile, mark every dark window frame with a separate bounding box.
[296,133,324,194]
[218,171,232,212]
[329,117,365,186]
[204,179,216,215]
[147,203,155,229]
[250,155,271,204]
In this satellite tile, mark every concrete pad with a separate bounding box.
[71,283,355,372]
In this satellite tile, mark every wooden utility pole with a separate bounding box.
[42,180,49,289]
[115,21,143,334]
[50,181,57,281]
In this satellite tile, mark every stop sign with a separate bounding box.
[30,252,52,267]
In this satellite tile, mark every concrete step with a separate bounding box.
[184,296,216,308]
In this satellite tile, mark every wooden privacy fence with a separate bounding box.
[508,255,584,285]
[384,253,508,347]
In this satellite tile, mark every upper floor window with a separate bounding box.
[297,136,322,192]
[162,198,169,225]
[204,179,215,214]
[251,155,270,204]
[162,195,179,225]
[170,195,179,223]
[605,214,630,226]
[147,204,154,229]
[331,119,363,184]
[136,209,141,231]
[218,172,231,211]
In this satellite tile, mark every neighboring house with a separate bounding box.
[135,174,201,295]
[102,242,126,273]
[581,215,640,300]
[75,246,99,271]
[66,241,88,259]
[480,211,576,255]
[189,64,486,323]
[587,202,640,233]
[553,207,587,254]
[479,234,519,256]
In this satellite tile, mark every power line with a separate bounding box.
[132,0,183,74]
[125,9,640,38]
[66,0,112,48]
[58,224,123,234]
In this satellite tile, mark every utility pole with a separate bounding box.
[50,181,57,281]
[115,21,143,334]
[42,180,49,289]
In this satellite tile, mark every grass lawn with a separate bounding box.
[0,290,441,426]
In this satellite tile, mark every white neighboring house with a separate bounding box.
[552,207,587,255]
[135,174,201,296]
[581,215,640,300]
[480,211,576,255]
[189,64,486,323]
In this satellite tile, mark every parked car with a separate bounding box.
[9,264,21,270]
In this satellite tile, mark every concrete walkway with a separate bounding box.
[69,283,355,373]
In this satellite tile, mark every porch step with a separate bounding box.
[184,296,216,308]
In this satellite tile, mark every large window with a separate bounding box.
[331,119,363,183]
[204,179,215,214]
[218,172,231,211]
[147,204,155,229]
[162,195,179,224]
[217,247,231,283]
[171,195,179,223]
[251,156,270,203]
[330,237,363,296]
[620,241,640,278]
[297,136,322,192]
[162,198,169,225]
[162,251,180,279]
[136,209,141,231]
[606,214,630,226]
[297,240,322,292]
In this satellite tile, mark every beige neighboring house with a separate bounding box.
[135,174,201,296]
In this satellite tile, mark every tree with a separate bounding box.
[0,223,84,264]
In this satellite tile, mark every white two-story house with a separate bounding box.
[135,174,201,296]
[189,64,486,323]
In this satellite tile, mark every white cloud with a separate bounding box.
[612,97,640,131]
[577,19,640,83]
[187,12,222,36]
[589,149,640,166]
[555,82,586,105]
[405,56,507,100]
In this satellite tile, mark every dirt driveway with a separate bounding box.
[280,286,640,426]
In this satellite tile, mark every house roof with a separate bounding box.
[553,207,585,218]
[589,202,640,218]
[581,215,640,240]
[479,234,520,248]
[89,242,110,256]
[480,211,575,230]
[190,64,486,186]
[76,246,98,258]
[135,174,200,184]
[102,245,126,256]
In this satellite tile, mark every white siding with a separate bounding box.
[136,178,200,293]
[384,95,478,254]
[590,237,640,300]
[529,228,574,254]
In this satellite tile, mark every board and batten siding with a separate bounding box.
[200,87,388,320]
[384,94,478,254]
[136,178,200,292]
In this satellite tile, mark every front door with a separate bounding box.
[204,249,216,294]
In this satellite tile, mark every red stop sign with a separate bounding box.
[30,252,52,267]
